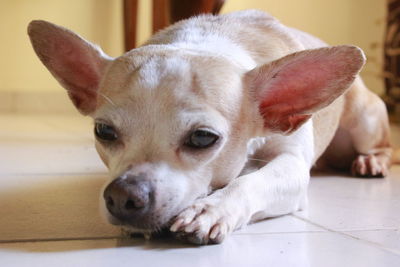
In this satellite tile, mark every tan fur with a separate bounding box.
[318,77,392,175]
[28,10,394,245]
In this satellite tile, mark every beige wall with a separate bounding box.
[0,0,124,92]
[0,0,386,98]
[221,0,386,95]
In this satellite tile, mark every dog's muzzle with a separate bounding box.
[103,173,155,227]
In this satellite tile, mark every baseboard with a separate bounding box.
[0,90,79,114]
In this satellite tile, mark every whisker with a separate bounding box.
[97,92,129,123]
[99,92,117,107]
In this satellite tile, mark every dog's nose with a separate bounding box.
[103,174,153,221]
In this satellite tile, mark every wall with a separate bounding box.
[141,0,386,96]
[0,0,123,92]
[0,0,386,113]
[222,0,386,96]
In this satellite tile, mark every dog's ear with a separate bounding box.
[28,20,113,115]
[245,45,365,134]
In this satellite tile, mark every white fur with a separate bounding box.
[28,10,391,245]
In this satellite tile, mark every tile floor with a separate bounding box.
[0,113,399,267]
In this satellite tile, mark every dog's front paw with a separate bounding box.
[169,193,242,245]
[351,154,389,177]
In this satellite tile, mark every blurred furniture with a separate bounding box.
[384,0,400,121]
[123,0,226,51]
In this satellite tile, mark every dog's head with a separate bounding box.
[28,20,364,232]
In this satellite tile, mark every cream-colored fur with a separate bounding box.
[28,10,393,245]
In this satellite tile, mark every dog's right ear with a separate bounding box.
[28,20,113,115]
[245,46,365,135]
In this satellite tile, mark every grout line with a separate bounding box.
[233,230,325,236]
[1,172,107,177]
[0,138,94,142]
[340,228,400,232]
[0,231,330,244]
[292,214,400,256]
[0,236,124,244]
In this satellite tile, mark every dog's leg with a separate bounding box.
[324,77,392,177]
[348,82,392,177]
[170,130,312,245]
[170,46,366,245]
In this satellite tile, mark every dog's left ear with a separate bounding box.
[28,20,113,115]
[245,45,365,134]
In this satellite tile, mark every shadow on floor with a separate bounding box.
[0,174,202,252]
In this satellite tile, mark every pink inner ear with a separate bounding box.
[28,20,109,115]
[51,38,102,91]
[251,46,365,134]
[47,38,103,114]
[261,54,346,115]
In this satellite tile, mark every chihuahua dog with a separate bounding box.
[28,10,394,245]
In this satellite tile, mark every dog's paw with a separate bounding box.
[351,154,388,178]
[169,193,241,245]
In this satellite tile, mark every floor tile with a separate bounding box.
[345,229,400,254]
[0,114,104,175]
[0,114,93,141]
[1,114,400,266]
[0,174,119,241]
[236,215,322,234]
[0,142,106,175]
[38,114,94,135]
[1,232,400,267]
[295,166,400,231]
[0,171,319,241]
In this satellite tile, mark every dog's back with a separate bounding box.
[146,10,391,175]
[147,10,313,66]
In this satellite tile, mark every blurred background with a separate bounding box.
[0,0,392,115]
[2,1,400,263]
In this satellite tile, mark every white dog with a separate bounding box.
[28,10,394,245]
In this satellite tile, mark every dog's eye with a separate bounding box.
[95,123,118,141]
[185,129,219,149]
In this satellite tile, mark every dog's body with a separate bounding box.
[28,10,393,245]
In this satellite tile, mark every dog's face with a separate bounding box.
[28,20,364,232]
[93,48,254,230]
[27,20,259,231]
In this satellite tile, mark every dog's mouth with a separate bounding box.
[106,211,177,236]
[120,224,173,240]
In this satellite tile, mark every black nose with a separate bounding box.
[103,174,153,222]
